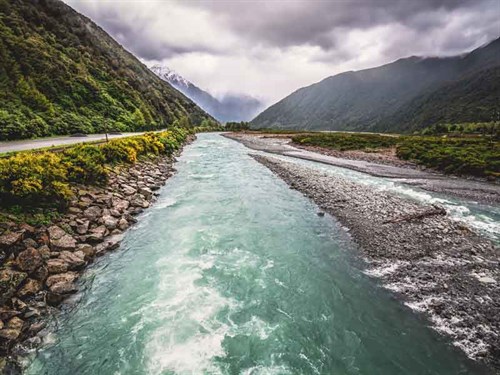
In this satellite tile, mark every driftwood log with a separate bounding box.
[383,205,446,224]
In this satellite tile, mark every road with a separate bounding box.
[0,131,164,154]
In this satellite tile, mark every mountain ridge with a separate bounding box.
[252,37,500,132]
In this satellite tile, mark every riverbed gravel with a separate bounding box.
[253,154,500,371]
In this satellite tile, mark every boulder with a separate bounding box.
[76,244,95,259]
[46,272,78,288]
[83,206,102,222]
[0,269,27,305]
[58,251,86,270]
[121,184,137,196]
[17,279,42,298]
[48,226,76,251]
[118,218,129,231]
[86,225,107,243]
[103,216,118,230]
[16,248,43,273]
[49,280,77,295]
[0,309,19,321]
[112,197,129,212]
[46,259,69,274]
[131,196,149,208]
[76,220,90,235]
[0,232,23,249]
[138,187,153,200]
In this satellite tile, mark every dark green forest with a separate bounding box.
[0,0,212,140]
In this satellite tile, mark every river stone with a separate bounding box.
[112,198,129,212]
[16,248,42,273]
[76,244,95,259]
[138,187,153,199]
[103,216,118,230]
[17,279,42,298]
[47,226,66,241]
[76,220,90,235]
[87,225,107,243]
[0,232,23,249]
[121,185,137,196]
[109,208,121,218]
[46,259,69,274]
[49,280,77,295]
[118,218,129,231]
[0,269,27,305]
[131,197,149,208]
[84,206,102,222]
[46,272,78,288]
[58,251,86,270]
[51,234,76,252]
[0,309,19,321]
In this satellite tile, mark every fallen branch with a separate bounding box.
[383,205,446,224]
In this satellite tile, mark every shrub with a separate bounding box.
[0,152,72,205]
[62,144,107,184]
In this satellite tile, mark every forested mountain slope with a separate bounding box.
[252,38,500,132]
[0,0,211,140]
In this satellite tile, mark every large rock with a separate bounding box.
[76,220,90,235]
[131,196,149,208]
[0,317,24,341]
[0,232,23,249]
[46,259,69,274]
[121,184,137,196]
[17,279,42,298]
[0,269,27,305]
[16,248,42,273]
[58,251,86,270]
[46,272,78,288]
[48,226,76,251]
[138,187,153,199]
[118,218,129,231]
[112,197,129,213]
[76,244,95,259]
[103,216,118,230]
[83,206,102,222]
[86,225,107,243]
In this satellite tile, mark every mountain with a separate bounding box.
[0,0,212,141]
[151,65,264,122]
[252,38,500,133]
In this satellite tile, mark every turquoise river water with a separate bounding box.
[27,133,492,375]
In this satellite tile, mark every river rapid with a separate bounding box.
[27,133,490,375]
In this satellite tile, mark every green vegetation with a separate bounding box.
[290,132,499,178]
[0,0,212,140]
[396,137,499,178]
[419,122,499,138]
[292,133,399,151]
[225,122,250,131]
[0,128,190,207]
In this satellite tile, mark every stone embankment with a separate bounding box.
[253,154,500,370]
[0,139,192,372]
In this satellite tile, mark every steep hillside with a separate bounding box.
[252,38,500,132]
[151,65,264,122]
[0,0,211,140]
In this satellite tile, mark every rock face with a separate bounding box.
[0,145,190,364]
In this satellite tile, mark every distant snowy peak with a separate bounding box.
[150,65,190,89]
[150,64,265,122]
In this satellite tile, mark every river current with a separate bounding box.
[28,133,490,374]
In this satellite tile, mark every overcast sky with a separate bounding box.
[64,0,499,105]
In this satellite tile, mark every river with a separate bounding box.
[27,133,490,374]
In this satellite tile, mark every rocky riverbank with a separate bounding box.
[253,154,500,371]
[0,136,194,373]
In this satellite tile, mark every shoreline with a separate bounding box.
[252,153,499,370]
[0,135,195,373]
[224,133,500,204]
